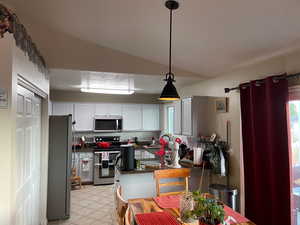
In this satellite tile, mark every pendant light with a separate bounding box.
[159,0,180,101]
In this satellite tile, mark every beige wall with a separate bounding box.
[0,34,49,225]
[50,89,161,104]
[179,50,300,213]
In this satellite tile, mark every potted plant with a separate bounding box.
[185,191,225,225]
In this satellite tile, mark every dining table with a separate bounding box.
[127,197,256,225]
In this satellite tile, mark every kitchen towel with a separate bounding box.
[135,212,180,225]
[153,195,180,209]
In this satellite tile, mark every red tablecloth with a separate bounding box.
[136,212,180,225]
[153,195,181,209]
[153,195,250,224]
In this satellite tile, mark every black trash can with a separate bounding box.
[209,184,239,211]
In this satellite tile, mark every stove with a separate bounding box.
[93,136,121,185]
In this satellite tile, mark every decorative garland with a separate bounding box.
[0,4,48,74]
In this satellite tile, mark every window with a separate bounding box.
[167,106,175,134]
[288,87,300,225]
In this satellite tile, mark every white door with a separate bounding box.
[122,104,142,131]
[15,85,42,225]
[142,104,160,131]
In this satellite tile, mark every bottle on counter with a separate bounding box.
[151,137,156,145]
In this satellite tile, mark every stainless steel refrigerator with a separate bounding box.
[47,115,72,221]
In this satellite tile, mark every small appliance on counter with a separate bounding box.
[116,145,135,171]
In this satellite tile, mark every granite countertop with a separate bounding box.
[117,160,195,175]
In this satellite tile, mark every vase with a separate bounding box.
[180,193,195,223]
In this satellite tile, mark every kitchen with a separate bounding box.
[47,79,236,225]
[1,0,298,225]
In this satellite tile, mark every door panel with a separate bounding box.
[122,104,142,130]
[15,85,42,225]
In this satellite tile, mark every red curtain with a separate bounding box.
[240,76,291,225]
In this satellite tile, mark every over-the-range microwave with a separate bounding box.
[94,115,123,132]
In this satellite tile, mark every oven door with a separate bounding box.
[94,151,119,185]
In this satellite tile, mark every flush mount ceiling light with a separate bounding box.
[159,0,180,101]
[80,88,134,95]
[80,72,135,95]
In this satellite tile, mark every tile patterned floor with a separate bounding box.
[48,185,118,225]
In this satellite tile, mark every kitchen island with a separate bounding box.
[115,163,211,200]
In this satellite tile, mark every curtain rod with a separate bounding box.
[224,72,300,93]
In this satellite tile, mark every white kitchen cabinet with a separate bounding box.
[174,101,181,134]
[122,104,142,131]
[142,104,160,131]
[182,98,192,136]
[74,103,95,131]
[95,103,122,115]
[52,102,74,116]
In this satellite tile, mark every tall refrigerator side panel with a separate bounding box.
[65,115,72,217]
[47,115,72,221]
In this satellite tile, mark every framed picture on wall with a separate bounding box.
[215,98,227,113]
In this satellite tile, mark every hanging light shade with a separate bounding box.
[159,73,180,100]
[159,0,180,101]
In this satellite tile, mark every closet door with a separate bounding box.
[16,85,42,225]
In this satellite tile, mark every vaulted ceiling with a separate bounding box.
[5,0,300,77]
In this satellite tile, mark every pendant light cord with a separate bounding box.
[169,8,173,76]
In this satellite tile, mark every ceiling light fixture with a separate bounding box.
[159,0,180,101]
[80,88,135,95]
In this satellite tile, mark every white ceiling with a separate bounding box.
[6,0,300,77]
[50,69,202,94]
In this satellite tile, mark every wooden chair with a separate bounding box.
[125,207,133,225]
[115,185,128,225]
[71,168,82,189]
[154,168,191,196]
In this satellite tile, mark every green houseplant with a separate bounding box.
[186,191,225,225]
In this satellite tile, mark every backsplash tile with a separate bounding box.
[74,131,161,142]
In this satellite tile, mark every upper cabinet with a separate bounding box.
[122,104,143,131]
[95,103,122,115]
[142,104,160,131]
[174,100,182,135]
[182,98,192,136]
[74,104,95,131]
[165,96,212,137]
[51,102,161,132]
[52,102,74,116]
